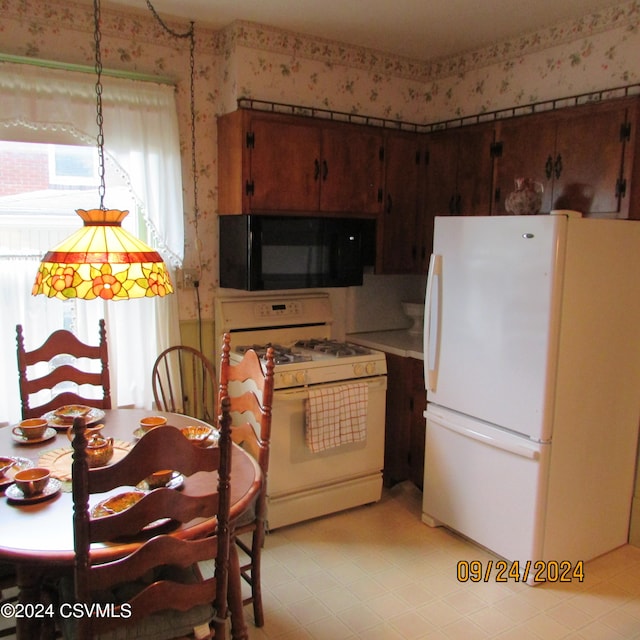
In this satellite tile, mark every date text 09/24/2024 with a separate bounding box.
[457,560,585,583]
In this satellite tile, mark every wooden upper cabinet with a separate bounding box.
[553,103,633,216]
[217,109,383,216]
[247,117,321,213]
[381,130,422,274]
[423,123,495,218]
[320,125,384,214]
[423,129,459,216]
[456,124,496,216]
[493,98,636,217]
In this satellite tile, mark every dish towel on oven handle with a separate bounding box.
[305,383,368,453]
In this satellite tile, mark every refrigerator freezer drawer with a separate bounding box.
[423,406,550,564]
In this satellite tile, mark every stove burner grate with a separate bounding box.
[294,339,372,357]
[235,343,312,364]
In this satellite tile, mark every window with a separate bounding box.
[0,62,184,426]
[48,144,99,186]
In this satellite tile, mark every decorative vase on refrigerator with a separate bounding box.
[422,214,640,580]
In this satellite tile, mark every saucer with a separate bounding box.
[11,426,57,445]
[0,457,34,491]
[42,407,105,430]
[133,427,146,440]
[5,477,62,503]
[136,471,184,491]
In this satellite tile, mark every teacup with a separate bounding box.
[12,418,48,440]
[145,469,174,489]
[139,415,168,432]
[0,457,15,477]
[14,467,50,496]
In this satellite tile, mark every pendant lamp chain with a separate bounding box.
[31,0,174,300]
[93,0,106,210]
[145,1,199,236]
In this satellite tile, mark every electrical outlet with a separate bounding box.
[183,268,200,287]
[176,268,200,288]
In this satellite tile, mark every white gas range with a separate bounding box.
[215,293,387,529]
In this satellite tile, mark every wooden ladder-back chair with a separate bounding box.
[16,320,111,419]
[152,346,217,424]
[0,566,18,639]
[65,407,233,640]
[217,332,274,628]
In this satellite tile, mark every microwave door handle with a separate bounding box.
[425,253,442,392]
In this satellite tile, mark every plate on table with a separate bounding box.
[136,471,184,491]
[42,406,105,430]
[11,426,57,446]
[5,477,62,504]
[0,457,34,491]
[90,491,171,530]
[91,491,145,518]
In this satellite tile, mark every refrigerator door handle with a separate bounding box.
[430,411,541,461]
[425,253,443,392]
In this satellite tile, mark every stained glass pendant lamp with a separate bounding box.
[32,0,173,301]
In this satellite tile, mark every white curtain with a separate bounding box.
[0,62,183,425]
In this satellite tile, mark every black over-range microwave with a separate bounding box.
[219,214,376,291]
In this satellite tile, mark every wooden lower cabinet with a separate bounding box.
[383,353,426,489]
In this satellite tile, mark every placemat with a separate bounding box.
[38,440,133,487]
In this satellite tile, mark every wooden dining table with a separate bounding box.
[0,408,262,640]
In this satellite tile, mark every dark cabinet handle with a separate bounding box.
[322,160,328,181]
[386,194,393,214]
[545,155,553,180]
[314,159,320,181]
[554,154,563,179]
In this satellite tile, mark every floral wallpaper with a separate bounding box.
[1,0,640,322]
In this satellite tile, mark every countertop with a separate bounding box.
[347,329,424,360]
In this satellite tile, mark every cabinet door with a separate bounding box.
[424,125,494,217]
[415,144,433,274]
[408,357,426,489]
[248,117,321,213]
[553,103,629,216]
[383,353,426,489]
[381,131,421,273]
[383,352,411,486]
[423,130,460,216]
[493,116,557,214]
[320,125,383,214]
[456,124,495,216]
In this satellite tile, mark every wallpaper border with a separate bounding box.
[216,1,640,82]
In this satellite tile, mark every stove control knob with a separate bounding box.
[353,363,364,376]
[281,373,294,386]
[366,362,376,375]
[295,371,306,384]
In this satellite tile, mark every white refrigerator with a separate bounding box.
[423,214,640,569]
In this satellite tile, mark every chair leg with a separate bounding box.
[250,525,265,627]
[227,541,247,640]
